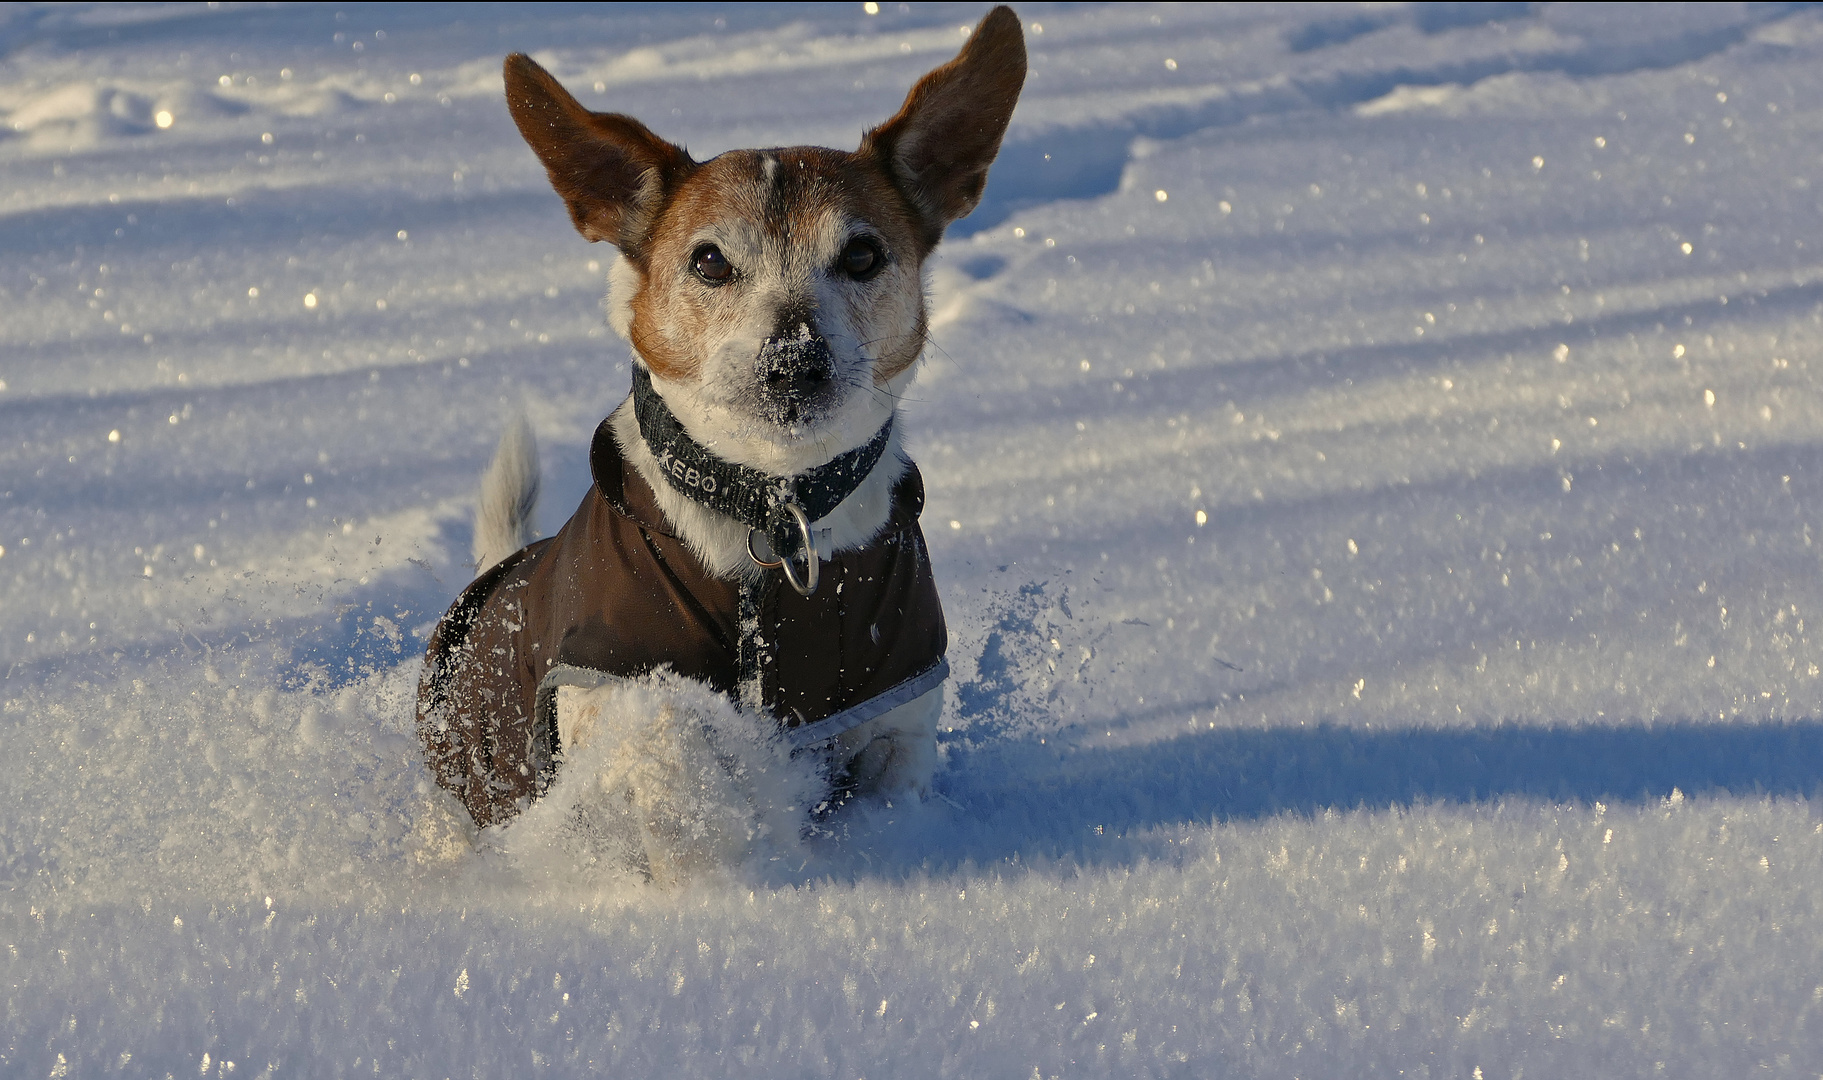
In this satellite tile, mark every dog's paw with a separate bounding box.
[830,683,942,802]
[508,672,819,887]
[595,695,756,887]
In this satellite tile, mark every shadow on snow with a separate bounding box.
[895,716,1823,879]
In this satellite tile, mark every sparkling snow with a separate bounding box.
[5,3,1823,1076]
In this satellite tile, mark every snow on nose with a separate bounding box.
[757,321,834,412]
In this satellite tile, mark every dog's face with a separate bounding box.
[622,148,928,440]
[504,7,1026,468]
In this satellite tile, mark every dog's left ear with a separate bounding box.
[861,5,1027,244]
[503,53,696,261]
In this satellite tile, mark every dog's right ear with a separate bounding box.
[503,54,695,261]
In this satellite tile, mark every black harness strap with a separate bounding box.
[736,577,768,712]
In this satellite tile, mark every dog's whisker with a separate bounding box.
[856,332,927,350]
[919,337,963,373]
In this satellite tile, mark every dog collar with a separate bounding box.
[630,364,893,593]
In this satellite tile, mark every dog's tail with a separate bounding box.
[473,414,541,575]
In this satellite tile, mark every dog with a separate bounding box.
[414,7,1027,858]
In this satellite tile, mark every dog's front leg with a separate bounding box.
[542,673,814,886]
[553,680,741,885]
[829,685,941,800]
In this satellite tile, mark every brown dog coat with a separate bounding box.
[416,417,947,828]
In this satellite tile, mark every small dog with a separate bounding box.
[415,8,1027,849]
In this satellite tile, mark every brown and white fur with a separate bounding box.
[472,8,1025,801]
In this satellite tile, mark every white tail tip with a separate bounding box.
[473,414,540,574]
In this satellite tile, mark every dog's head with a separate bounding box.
[504,7,1026,473]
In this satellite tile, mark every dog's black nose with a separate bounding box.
[757,328,835,413]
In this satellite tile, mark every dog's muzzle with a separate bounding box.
[756,331,835,422]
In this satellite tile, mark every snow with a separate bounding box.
[5,2,1823,1075]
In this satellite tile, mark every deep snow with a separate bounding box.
[6,2,1823,1076]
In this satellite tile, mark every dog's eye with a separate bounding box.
[692,245,733,284]
[840,238,883,280]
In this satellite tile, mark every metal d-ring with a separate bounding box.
[746,528,783,569]
[777,502,819,595]
[747,502,819,595]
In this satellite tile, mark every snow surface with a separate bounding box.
[6,2,1823,1075]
